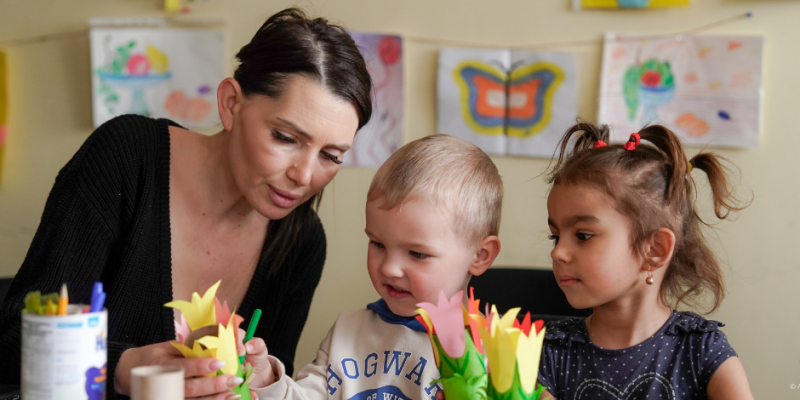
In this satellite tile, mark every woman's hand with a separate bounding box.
[237,328,275,394]
[116,341,245,399]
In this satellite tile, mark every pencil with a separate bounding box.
[57,283,68,315]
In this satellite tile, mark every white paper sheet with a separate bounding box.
[598,33,763,147]
[437,47,577,158]
[343,32,404,168]
[90,28,225,128]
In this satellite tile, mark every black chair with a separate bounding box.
[469,267,591,323]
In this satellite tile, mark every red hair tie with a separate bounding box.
[593,140,607,149]
[623,133,640,151]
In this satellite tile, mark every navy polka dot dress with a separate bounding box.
[537,311,737,400]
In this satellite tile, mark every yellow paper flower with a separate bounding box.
[415,308,440,367]
[490,306,520,334]
[165,280,220,331]
[170,341,217,377]
[171,340,216,359]
[516,325,546,394]
[479,306,522,393]
[197,315,239,376]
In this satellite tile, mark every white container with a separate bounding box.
[21,306,107,400]
[130,366,184,400]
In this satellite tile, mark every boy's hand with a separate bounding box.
[237,328,275,392]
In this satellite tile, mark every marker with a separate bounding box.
[94,293,106,313]
[57,284,68,315]
[239,309,262,364]
[45,299,54,316]
[90,282,106,312]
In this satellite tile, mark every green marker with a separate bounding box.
[239,309,262,364]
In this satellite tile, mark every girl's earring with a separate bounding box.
[646,267,654,285]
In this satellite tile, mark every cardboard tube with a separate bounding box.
[130,365,184,400]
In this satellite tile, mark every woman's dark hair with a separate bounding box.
[234,8,373,273]
[548,121,749,313]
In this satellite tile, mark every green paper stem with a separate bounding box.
[433,329,486,379]
[230,364,253,400]
[431,329,488,400]
[487,364,543,400]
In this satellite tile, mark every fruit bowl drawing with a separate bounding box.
[98,72,171,116]
[638,84,675,124]
[96,42,172,117]
[623,58,675,125]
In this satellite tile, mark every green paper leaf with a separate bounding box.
[437,374,488,400]
[243,363,256,386]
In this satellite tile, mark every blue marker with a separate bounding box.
[90,282,106,312]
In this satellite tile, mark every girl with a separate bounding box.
[538,122,754,400]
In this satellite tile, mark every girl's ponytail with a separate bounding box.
[638,125,692,212]
[689,152,749,220]
[552,121,611,172]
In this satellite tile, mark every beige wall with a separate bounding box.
[2,0,798,397]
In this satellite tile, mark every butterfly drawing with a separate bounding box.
[454,60,564,138]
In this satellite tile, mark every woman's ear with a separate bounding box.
[217,77,244,132]
[469,236,501,277]
[645,227,676,271]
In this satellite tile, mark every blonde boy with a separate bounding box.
[252,134,503,400]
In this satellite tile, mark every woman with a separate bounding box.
[0,8,371,399]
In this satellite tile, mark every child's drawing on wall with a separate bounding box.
[90,28,224,128]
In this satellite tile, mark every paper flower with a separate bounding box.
[515,316,546,394]
[165,280,220,331]
[415,289,548,400]
[417,291,468,358]
[174,314,190,343]
[467,287,485,354]
[417,290,488,400]
[480,306,521,392]
[480,306,547,400]
[197,315,240,376]
[171,341,215,361]
[164,280,253,399]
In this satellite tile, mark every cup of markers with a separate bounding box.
[21,282,108,400]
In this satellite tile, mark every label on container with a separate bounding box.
[21,307,107,400]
